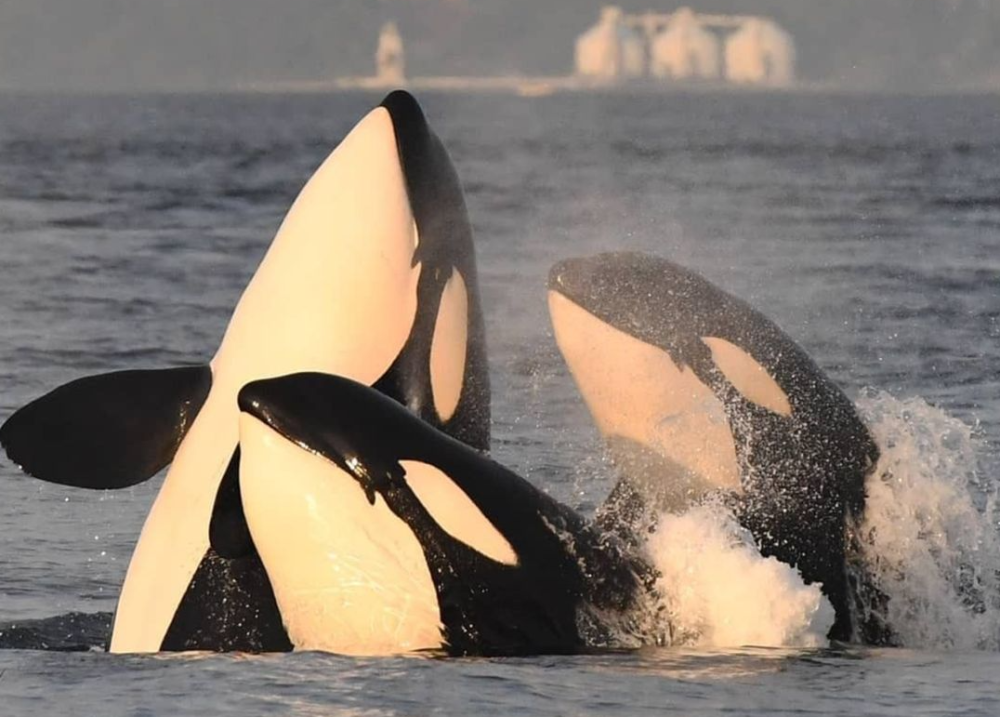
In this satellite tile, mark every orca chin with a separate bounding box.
[547,251,892,645]
[1,90,490,654]
[236,372,653,657]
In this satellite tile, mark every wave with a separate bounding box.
[0,612,111,652]
[629,390,1000,651]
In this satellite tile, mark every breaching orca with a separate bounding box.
[547,251,888,644]
[235,372,648,656]
[0,90,490,653]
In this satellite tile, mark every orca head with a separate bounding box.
[548,252,755,505]
[548,251,882,641]
[550,251,793,412]
[235,374,443,655]
[236,373,643,656]
[237,372,530,575]
[236,373,531,656]
[547,251,878,502]
[213,90,488,451]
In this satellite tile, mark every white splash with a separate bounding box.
[604,390,1000,651]
[856,390,1000,650]
[645,501,835,648]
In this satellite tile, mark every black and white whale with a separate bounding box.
[0,90,490,653]
[547,251,888,644]
[235,372,648,656]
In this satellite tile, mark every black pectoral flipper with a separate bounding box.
[0,365,212,489]
[162,448,291,652]
[209,446,254,560]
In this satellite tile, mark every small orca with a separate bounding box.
[0,90,490,653]
[235,372,648,657]
[547,251,889,644]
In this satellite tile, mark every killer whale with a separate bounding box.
[0,90,490,653]
[547,251,888,644]
[235,372,649,656]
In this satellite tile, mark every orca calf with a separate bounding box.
[0,91,490,653]
[235,372,648,657]
[547,251,889,644]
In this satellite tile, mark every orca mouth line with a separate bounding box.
[238,386,402,506]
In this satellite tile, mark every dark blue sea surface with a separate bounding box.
[0,90,998,715]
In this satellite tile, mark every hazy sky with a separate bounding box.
[0,0,996,91]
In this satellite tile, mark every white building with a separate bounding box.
[649,7,720,80]
[575,6,646,80]
[724,18,795,86]
[574,7,796,87]
[375,22,405,84]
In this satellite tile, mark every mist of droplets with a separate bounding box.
[855,390,1000,650]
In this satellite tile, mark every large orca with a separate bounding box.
[547,251,889,644]
[235,372,648,656]
[0,90,490,653]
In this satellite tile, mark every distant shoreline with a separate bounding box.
[242,75,799,96]
[234,75,1000,97]
[0,79,996,97]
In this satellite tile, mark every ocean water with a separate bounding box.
[0,90,998,714]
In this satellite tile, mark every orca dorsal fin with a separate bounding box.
[0,365,212,489]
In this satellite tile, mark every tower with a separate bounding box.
[376,22,406,84]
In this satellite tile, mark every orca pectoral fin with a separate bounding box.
[209,448,254,559]
[0,365,212,489]
[162,447,293,653]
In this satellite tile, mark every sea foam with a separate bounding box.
[855,390,1000,650]
[632,390,1000,651]
[645,501,835,648]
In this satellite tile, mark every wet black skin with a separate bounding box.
[0,90,491,652]
[239,373,649,657]
[372,89,490,453]
[0,366,212,490]
[171,89,493,652]
[548,251,891,645]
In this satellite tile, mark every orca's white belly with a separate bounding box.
[239,415,443,655]
[109,106,421,653]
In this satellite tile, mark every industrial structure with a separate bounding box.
[724,17,795,86]
[327,9,793,94]
[575,6,646,80]
[575,6,796,86]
